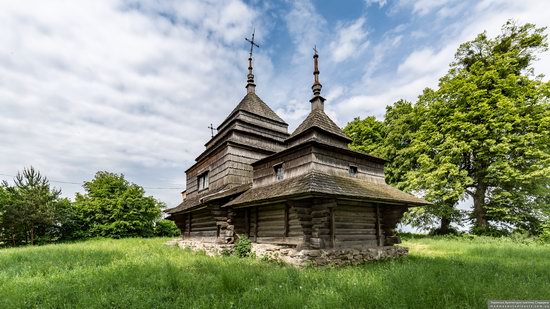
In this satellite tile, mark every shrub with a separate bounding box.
[233,235,252,258]
[154,220,180,237]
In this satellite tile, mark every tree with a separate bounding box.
[345,100,463,233]
[344,21,550,235]
[154,219,180,237]
[0,167,67,246]
[74,172,163,238]
[407,21,550,234]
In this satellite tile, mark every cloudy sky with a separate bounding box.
[1,0,549,207]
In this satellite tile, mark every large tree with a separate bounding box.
[345,21,550,235]
[412,21,550,234]
[74,172,163,238]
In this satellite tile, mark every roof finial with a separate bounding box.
[245,29,259,93]
[312,45,322,96]
[310,45,325,111]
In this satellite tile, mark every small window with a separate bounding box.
[274,163,284,181]
[349,165,358,177]
[197,171,209,190]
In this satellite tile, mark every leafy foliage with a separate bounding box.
[74,171,163,238]
[1,168,171,247]
[0,167,70,246]
[154,219,180,237]
[233,235,252,258]
[345,21,550,235]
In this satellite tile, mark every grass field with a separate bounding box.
[1,236,549,308]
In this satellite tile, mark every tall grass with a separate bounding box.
[0,237,549,308]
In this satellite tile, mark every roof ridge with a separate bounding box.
[287,108,350,141]
[222,92,286,127]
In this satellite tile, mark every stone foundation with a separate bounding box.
[167,239,408,267]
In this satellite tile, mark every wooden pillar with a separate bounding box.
[254,207,258,242]
[376,204,381,246]
[284,203,290,238]
[330,207,335,248]
[245,208,250,237]
[188,212,192,237]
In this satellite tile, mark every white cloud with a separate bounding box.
[284,0,326,62]
[329,17,369,63]
[1,0,549,208]
[0,0,258,205]
[365,0,388,8]
[334,0,550,128]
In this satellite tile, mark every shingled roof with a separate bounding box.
[224,171,429,207]
[287,108,351,142]
[220,92,287,128]
[166,183,251,214]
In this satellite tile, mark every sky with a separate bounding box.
[1,0,550,208]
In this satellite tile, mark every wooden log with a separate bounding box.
[334,216,376,223]
[190,226,217,232]
[284,204,289,238]
[258,213,285,222]
[335,222,376,229]
[245,208,250,237]
[189,231,217,237]
[254,207,258,242]
[255,236,301,245]
[335,229,377,235]
[335,234,378,241]
[191,222,217,229]
[333,240,378,247]
[376,204,381,246]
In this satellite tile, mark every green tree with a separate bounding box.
[345,21,550,235]
[345,100,462,233]
[154,219,180,237]
[74,172,163,238]
[405,21,550,234]
[344,115,386,157]
[0,167,68,245]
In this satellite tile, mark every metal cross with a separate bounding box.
[208,123,217,137]
[245,29,260,56]
[313,45,318,55]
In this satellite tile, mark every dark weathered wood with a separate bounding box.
[376,204,381,246]
[284,203,290,238]
[330,207,335,248]
[245,208,250,237]
[254,207,258,242]
[188,212,192,237]
[335,222,376,229]
[336,234,378,241]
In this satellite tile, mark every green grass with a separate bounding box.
[1,237,549,308]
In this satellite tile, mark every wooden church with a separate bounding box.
[166,39,427,254]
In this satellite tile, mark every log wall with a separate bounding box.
[312,146,385,183]
[233,203,303,245]
[333,202,382,248]
[178,207,218,238]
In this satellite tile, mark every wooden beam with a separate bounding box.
[284,203,290,238]
[330,207,335,248]
[375,204,381,246]
[254,207,258,242]
[188,212,192,237]
[245,208,250,237]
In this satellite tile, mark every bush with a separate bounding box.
[154,220,180,237]
[233,235,252,258]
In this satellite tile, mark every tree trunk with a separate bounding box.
[31,226,35,246]
[439,217,451,234]
[472,184,488,233]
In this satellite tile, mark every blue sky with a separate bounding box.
[1,0,549,208]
